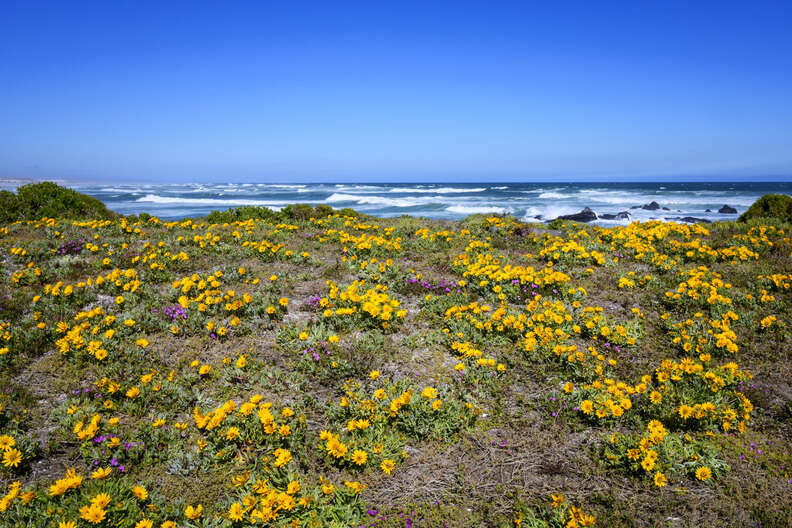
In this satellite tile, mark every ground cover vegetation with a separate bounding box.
[0,189,791,527]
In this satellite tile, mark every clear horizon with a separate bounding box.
[1,1,791,182]
[4,176,792,185]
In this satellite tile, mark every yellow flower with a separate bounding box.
[90,493,111,509]
[132,485,148,500]
[380,459,396,474]
[279,297,289,307]
[344,480,366,494]
[235,355,247,368]
[185,504,203,519]
[59,522,78,528]
[421,386,437,399]
[325,437,348,458]
[298,332,308,341]
[432,399,443,410]
[225,427,240,441]
[551,494,565,508]
[0,435,15,450]
[135,520,154,528]
[79,504,106,524]
[654,472,667,487]
[199,365,211,375]
[115,296,124,304]
[695,466,712,481]
[369,370,380,380]
[351,449,368,465]
[91,467,112,479]
[228,502,245,521]
[136,338,149,348]
[126,386,140,398]
[2,448,22,468]
[273,448,292,467]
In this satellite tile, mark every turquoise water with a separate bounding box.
[60,181,792,222]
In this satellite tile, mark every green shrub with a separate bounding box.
[204,205,279,223]
[0,182,114,222]
[281,203,316,221]
[314,204,334,218]
[336,207,359,218]
[204,203,359,223]
[739,193,792,223]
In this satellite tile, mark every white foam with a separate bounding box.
[135,194,291,207]
[446,205,510,215]
[538,192,571,199]
[100,187,140,193]
[520,204,582,221]
[387,187,486,194]
[325,193,427,207]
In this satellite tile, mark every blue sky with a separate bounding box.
[1,1,791,183]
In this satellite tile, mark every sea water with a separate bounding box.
[30,181,792,223]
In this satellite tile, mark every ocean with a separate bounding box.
[30,181,792,223]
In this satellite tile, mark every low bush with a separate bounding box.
[0,182,114,222]
[738,193,792,223]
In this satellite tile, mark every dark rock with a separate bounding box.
[642,201,661,211]
[599,211,631,220]
[668,216,711,224]
[718,205,737,214]
[630,205,641,209]
[705,209,712,213]
[661,207,670,211]
[556,207,597,223]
